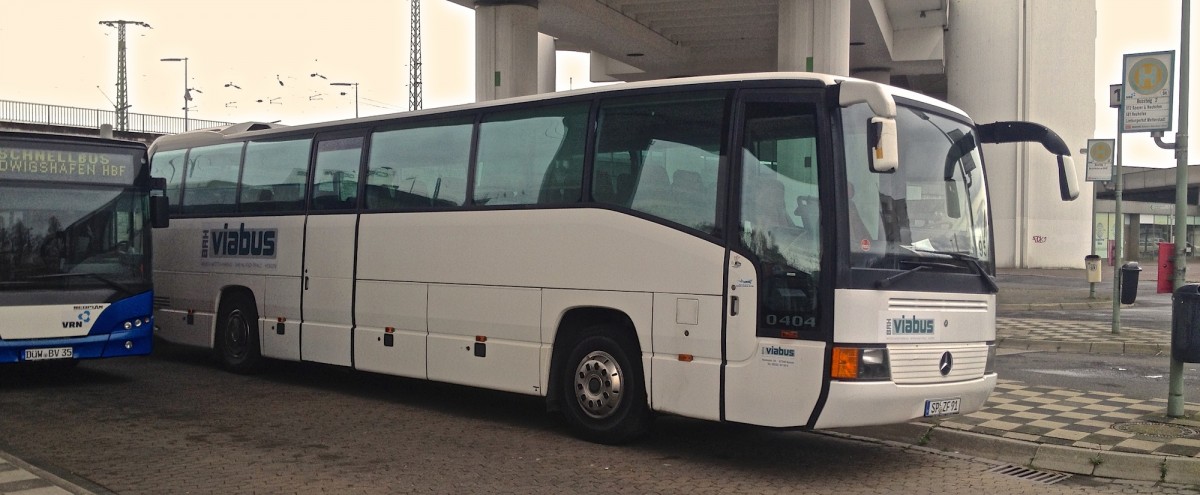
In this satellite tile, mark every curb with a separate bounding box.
[997,337,1169,356]
[998,301,1131,311]
[829,422,1200,485]
[0,445,111,495]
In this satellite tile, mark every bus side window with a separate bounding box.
[149,148,186,214]
[593,91,726,235]
[181,142,244,215]
[739,101,821,334]
[366,119,472,209]
[474,103,588,206]
[240,138,311,213]
[311,137,363,211]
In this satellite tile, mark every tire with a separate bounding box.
[559,329,651,444]
[215,294,264,374]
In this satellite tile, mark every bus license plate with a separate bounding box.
[24,347,73,361]
[924,398,960,417]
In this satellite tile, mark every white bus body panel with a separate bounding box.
[427,284,542,394]
[0,303,111,339]
[153,216,304,349]
[357,209,726,404]
[649,292,723,420]
[356,209,724,294]
[261,275,302,360]
[810,288,997,428]
[724,340,827,427]
[301,214,356,366]
[721,251,827,427]
[832,288,994,344]
[814,374,997,429]
[354,280,427,378]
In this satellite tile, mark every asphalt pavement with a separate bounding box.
[5,259,1200,493]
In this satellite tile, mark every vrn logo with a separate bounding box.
[62,311,89,329]
[204,223,278,258]
[762,346,795,357]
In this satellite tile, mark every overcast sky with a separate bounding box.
[0,0,1193,167]
[0,0,596,125]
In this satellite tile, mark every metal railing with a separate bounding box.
[0,100,230,135]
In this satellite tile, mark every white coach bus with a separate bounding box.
[148,73,1078,443]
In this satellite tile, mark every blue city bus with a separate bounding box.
[0,130,168,364]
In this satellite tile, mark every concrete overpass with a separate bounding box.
[0,99,229,146]
[452,0,1097,268]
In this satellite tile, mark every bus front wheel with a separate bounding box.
[215,294,264,374]
[559,330,651,444]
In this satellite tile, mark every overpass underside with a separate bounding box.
[451,0,1098,269]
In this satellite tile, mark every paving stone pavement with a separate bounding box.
[997,317,1168,354]
[3,312,1195,492]
[921,379,1200,457]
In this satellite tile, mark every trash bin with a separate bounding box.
[1173,284,1200,362]
[1120,262,1141,304]
[1085,255,1102,283]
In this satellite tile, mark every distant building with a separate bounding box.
[1095,166,1200,263]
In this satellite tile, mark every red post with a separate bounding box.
[1159,242,1176,294]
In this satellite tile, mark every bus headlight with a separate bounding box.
[984,343,997,375]
[831,346,890,380]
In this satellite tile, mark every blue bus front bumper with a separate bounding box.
[0,291,155,363]
[0,323,153,363]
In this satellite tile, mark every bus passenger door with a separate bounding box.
[723,92,828,428]
[300,134,364,367]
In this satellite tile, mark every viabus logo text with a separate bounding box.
[762,345,795,357]
[203,223,278,258]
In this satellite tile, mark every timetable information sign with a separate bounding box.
[1122,51,1174,133]
[1085,139,1115,182]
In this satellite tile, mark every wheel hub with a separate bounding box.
[574,350,623,419]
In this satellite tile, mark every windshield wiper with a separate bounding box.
[909,249,999,292]
[875,264,930,289]
[27,272,138,297]
[875,258,961,289]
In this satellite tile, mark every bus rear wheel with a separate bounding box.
[215,295,264,374]
[559,330,651,444]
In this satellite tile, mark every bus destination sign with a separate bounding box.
[0,144,137,185]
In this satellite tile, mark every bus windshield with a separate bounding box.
[842,102,991,273]
[0,185,150,298]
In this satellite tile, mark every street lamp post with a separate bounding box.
[331,82,359,118]
[160,57,192,130]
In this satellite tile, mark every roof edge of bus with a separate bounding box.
[150,72,970,149]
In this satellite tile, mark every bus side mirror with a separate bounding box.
[976,121,1078,201]
[1058,155,1080,201]
[840,80,899,174]
[150,195,170,228]
[868,117,898,173]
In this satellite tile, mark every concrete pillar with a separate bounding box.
[777,0,850,76]
[475,1,539,101]
[947,0,1095,268]
[537,33,556,94]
